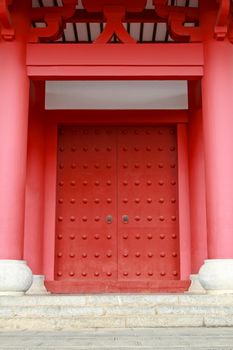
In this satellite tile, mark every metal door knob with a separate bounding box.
[122,215,129,224]
[106,215,113,224]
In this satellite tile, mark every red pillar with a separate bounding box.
[0,3,30,259]
[177,124,191,280]
[24,82,46,276]
[198,0,233,293]
[188,82,207,273]
[201,3,233,259]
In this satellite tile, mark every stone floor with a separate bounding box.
[0,328,233,349]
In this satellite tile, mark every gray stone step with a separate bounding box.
[1,294,233,307]
[1,294,233,329]
[1,329,233,349]
[0,304,233,318]
[1,315,233,329]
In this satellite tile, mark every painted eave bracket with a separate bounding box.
[94,5,136,44]
[82,0,146,44]
[153,0,202,42]
[29,0,76,43]
[28,0,233,44]
[215,0,231,40]
[0,0,15,41]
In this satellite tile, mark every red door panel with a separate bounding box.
[54,125,180,292]
[117,127,179,281]
[55,126,118,281]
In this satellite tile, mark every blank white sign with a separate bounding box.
[45,80,188,110]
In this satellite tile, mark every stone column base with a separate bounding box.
[26,275,50,295]
[0,260,33,296]
[199,259,233,294]
[186,274,206,294]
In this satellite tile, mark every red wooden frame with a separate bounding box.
[41,110,190,293]
[25,41,204,292]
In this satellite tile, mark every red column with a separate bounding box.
[201,2,233,258]
[24,82,45,275]
[177,124,191,280]
[0,1,30,260]
[188,82,207,273]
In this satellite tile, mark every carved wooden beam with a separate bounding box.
[153,0,201,42]
[0,0,14,40]
[29,0,76,43]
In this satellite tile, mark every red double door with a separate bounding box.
[55,126,180,292]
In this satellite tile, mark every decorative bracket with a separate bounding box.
[214,0,231,40]
[169,12,202,43]
[95,6,135,44]
[28,0,233,44]
[153,0,202,42]
[82,0,146,43]
[29,0,76,43]
[0,0,14,41]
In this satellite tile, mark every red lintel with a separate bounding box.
[27,66,203,80]
[27,43,203,67]
[45,109,188,124]
[27,43,203,79]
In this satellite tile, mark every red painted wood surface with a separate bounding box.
[45,110,188,124]
[28,66,203,80]
[188,81,207,274]
[82,0,147,12]
[56,126,118,281]
[0,1,30,260]
[54,125,180,292]
[117,126,179,281]
[41,111,190,283]
[27,44,203,67]
[2,0,233,296]
[46,279,190,293]
[26,43,203,80]
[201,1,233,259]
[24,82,46,275]
[177,124,191,280]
